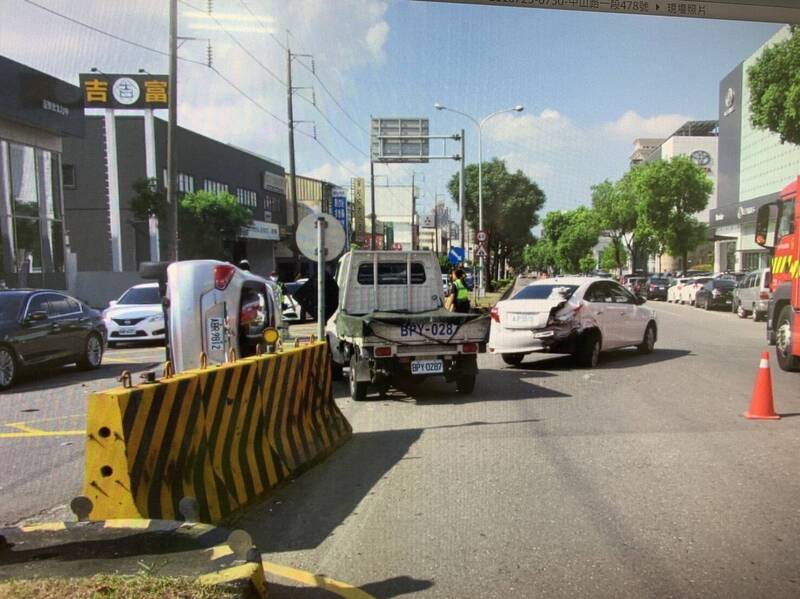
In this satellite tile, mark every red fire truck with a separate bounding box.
[756,177,800,372]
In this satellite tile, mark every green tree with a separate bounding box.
[551,207,601,273]
[179,191,253,259]
[130,177,167,222]
[747,26,800,145]
[578,253,597,274]
[448,159,545,285]
[523,239,556,273]
[631,156,712,269]
[591,178,638,270]
[599,239,628,273]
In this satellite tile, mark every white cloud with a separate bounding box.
[482,108,694,212]
[603,110,692,139]
[304,159,370,187]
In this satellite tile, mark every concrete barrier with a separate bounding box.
[83,342,351,523]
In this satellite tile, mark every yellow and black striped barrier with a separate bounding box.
[83,342,351,523]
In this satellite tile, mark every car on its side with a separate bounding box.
[732,268,772,321]
[488,277,657,369]
[103,282,164,347]
[695,278,736,311]
[680,276,713,305]
[282,278,309,322]
[645,276,670,301]
[0,289,107,389]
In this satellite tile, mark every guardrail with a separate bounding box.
[83,341,351,523]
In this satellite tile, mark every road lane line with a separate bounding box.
[0,429,84,439]
[262,561,376,599]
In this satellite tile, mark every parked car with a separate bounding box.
[695,279,736,311]
[680,276,712,305]
[0,289,107,389]
[667,278,691,303]
[645,276,670,301]
[488,277,657,368]
[103,283,164,348]
[625,276,647,297]
[733,269,772,321]
[282,278,308,322]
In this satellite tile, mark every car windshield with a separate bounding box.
[0,294,25,320]
[714,280,736,289]
[513,284,578,300]
[117,287,160,305]
[649,278,668,284]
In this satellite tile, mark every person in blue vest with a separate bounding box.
[449,268,471,313]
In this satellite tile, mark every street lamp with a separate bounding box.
[434,103,523,296]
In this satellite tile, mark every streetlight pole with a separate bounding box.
[434,103,523,296]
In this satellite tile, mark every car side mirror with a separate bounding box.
[27,311,48,322]
[108,300,118,307]
[636,296,646,305]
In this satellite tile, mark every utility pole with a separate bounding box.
[287,40,300,276]
[370,160,376,250]
[166,0,178,261]
[434,198,440,256]
[459,128,465,263]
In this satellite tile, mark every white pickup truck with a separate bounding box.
[326,251,490,401]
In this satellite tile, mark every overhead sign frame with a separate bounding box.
[371,118,431,163]
[416,0,800,24]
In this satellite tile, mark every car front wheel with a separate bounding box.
[638,323,656,354]
[77,333,104,370]
[0,347,18,390]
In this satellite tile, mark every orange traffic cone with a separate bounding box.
[745,351,780,420]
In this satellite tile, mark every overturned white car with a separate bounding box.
[141,260,283,373]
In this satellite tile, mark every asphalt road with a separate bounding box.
[240,299,800,598]
[0,344,164,525]
[2,298,799,598]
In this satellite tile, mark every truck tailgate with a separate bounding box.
[336,309,490,346]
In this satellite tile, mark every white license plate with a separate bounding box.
[411,359,444,375]
[725,300,732,304]
[118,327,137,336]
[207,317,225,352]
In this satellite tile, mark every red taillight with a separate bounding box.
[650,284,657,290]
[375,346,393,357]
[462,342,478,354]
[490,306,500,323]
[214,264,236,290]
[760,290,770,300]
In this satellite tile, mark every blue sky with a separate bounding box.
[0,0,781,217]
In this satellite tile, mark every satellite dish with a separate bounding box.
[296,213,346,262]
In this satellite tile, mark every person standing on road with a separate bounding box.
[450,269,471,313]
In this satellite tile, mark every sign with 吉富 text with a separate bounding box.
[79,73,169,109]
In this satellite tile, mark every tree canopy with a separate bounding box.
[447,158,545,283]
[747,26,800,145]
[525,207,600,274]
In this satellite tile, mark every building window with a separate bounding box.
[4,143,65,275]
[236,188,258,208]
[62,164,76,189]
[179,172,194,193]
[204,179,228,195]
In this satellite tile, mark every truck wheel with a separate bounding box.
[775,306,800,372]
[349,356,369,401]
[455,373,476,394]
[501,353,525,367]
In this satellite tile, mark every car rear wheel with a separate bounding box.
[0,347,18,390]
[501,352,525,367]
[703,298,711,310]
[77,333,104,370]
[752,306,762,322]
[775,306,800,372]
[455,373,476,394]
[736,303,748,319]
[349,356,369,401]
[575,332,601,368]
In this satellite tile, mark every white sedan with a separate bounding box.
[104,282,164,347]
[488,277,657,368]
[680,276,712,305]
[667,278,691,303]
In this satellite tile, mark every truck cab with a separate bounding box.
[755,177,800,371]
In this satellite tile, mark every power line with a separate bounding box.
[178,0,286,87]
[209,66,287,126]
[238,0,287,50]
[296,130,359,178]
[295,60,370,138]
[23,0,207,66]
[295,94,369,159]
